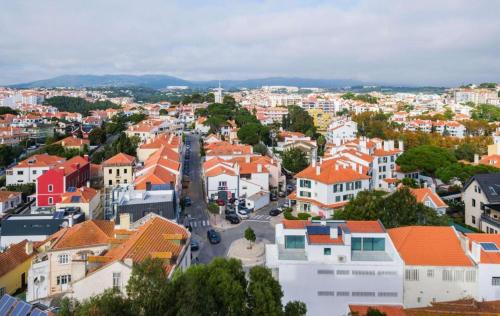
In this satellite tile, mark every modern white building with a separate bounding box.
[326,119,358,144]
[6,154,65,186]
[463,173,500,233]
[266,219,404,316]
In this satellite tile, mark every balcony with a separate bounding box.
[481,213,500,229]
[278,244,307,261]
[351,251,392,262]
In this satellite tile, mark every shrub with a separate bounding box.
[297,213,311,220]
[283,211,297,220]
[311,216,322,220]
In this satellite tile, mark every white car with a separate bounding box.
[237,209,249,219]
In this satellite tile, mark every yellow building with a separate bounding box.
[307,108,333,134]
[0,240,35,296]
[103,153,136,187]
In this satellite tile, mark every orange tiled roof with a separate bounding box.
[282,219,308,229]
[308,235,343,245]
[205,165,237,177]
[409,187,448,208]
[134,166,177,189]
[15,154,65,168]
[53,156,89,176]
[295,160,370,184]
[466,234,500,264]
[57,136,90,148]
[50,220,115,250]
[388,226,473,266]
[349,305,403,316]
[103,153,136,166]
[478,155,500,169]
[345,221,385,233]
[0,240,35,277]
[60,187,99,204]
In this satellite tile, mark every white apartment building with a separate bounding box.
[6,154,65,186]
[326,119,357,144]
[266,219,404,316]
[463,174,500,233]
[290,159,370,217]
[388,226,477,308]
[454,89,498,105]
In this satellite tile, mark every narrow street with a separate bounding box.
[182,132,277,264]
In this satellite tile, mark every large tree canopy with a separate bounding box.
[282,148,309,173]
[396,145,456,174]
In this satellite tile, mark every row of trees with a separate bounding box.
[341,92,378,104]
[396,145,499,184]
[334,187,448,228]
[60,258,306,316]
[44,96,120,116]
[281,105,316,137]
[91,133,140,163]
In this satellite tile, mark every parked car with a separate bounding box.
[278,191,286,198]
[281,201,290,208]
[207,229,221,244]
[183,196,192,206]
[225,213,241,224]
[190,239,200,251]
[237,209,249,219]
[216,199,225,206]
[269,208,283,216]
[270,193,278,201]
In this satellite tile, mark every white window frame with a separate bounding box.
[58,254,70,264]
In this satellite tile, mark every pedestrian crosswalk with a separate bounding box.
[249,214,272,221]
[190,219,210,228]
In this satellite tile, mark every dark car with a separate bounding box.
[269,208,283,216]
[183,196,192,206]
[207,229,221,244]
[190,239,200,251]
[270,193,278,201]
[225,213,241,224]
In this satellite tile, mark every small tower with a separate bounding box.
[214,81,223,103]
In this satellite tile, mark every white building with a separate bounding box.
[6,154,66,186]
[463,173,500,233]
[266,219,404,316]
[326,119,357,144]
[388,226,477,308]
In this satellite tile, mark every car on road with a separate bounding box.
[225,213,241,224]
[269,208,283,216]
[207,229,221,244]
[281,201,290,209]
[190,239,200,251]
[183,196,192,206]
[237,209,249,219]
[270,193,278,201]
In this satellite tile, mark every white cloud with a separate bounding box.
[0,0,499,85]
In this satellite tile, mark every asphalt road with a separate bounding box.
[182,132,279,264]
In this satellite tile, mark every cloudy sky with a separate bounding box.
[1,0,499,86]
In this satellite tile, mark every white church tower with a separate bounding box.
[214,81,223,103]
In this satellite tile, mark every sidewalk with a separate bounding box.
[227,238,269,267]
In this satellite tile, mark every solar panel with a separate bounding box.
[31,308,49,316]
[0,295,17,315]
[306,225,330,235]
[481,242,499,251]
[67,187,77,192]
[10,301,31,316]
[71,196,81,203]
[53,211,65,219]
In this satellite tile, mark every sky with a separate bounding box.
[1,0,500,86]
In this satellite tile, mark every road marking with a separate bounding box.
[203,220,209,226]
[246,219,270,223]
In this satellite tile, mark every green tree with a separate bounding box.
[247,266,283,316]
[159,108,168,115]
[436,162,499,184]
[253,143,268,155]
[245,227,256,249]
[316,135,326,156]
[237,123,262,145]
[88,127,106,145]
[126,258,170,315]
[396,145,457,175]
[454,143,478,162]
[282,148,309,173]
[0,145,23,167]
[284,301,307,316]
[60,289,136,316]
[367,307,387,316]
[44,96,120,116]
[0,107,18,115]
[283,105,316,135]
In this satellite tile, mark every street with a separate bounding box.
[182,132,279,264]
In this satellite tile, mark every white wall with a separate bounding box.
[477,264,500,301]
[206,174,239,200]
[6,166,49,185]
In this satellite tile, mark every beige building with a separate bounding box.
[103,153,136,187]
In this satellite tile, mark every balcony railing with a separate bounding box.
[278,245,307,261]
[481,214,500,229]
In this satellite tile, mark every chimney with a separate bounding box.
[398,140,404,151]
[120,213,131,230]
[316,165,320,175]
[84,154,89,162]
[68,214,74,227]
[358,165,363,174]
[245,156,250,163]
[330,226,338,239]
[383,141,389,151]
[257,164,262,172]
[474,154,479,164]
[124,257,134,266]
[87,181,90,187]
[335,164,339,171]
[25,241,33,255]
[319,157,323,164]
[351,164,356,171]
[312,159,316,167]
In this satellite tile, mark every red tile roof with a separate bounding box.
[308,235,343,245]
[349,305,403,316]
[15,154,65,169]
[0,240,35,277]
[60,187,99,204]
[466,233,500,264]
[295,160,370,184]
[282,220,308,229]
[0,191,21,203]
[409,187,447,208]
[50,220,115,250]
[388,226,473,266]
[345,221,385,233]
[103,153,136,166]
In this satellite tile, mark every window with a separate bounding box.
[124,168,128,174]
[336,270,349,275]
[335,196,341,202]
[124,179,128,184]
[285,235,305,249]
[113,272,121,289]
[472,199,476,207]
[352,237,385,251]
[352,270,376,276]
[442,270,453,282]
[17,171,24,175]
[352,292,375,297]
[317,269,334,275]
[58,254,70,264]
[109,180,113,185]
[492,277,500,286]
[299,191,311,198]
[427,269,434,278]
[116,169,120,176]
[472,216,476,225]
[218,181,227,187]
[355,181,362,189]
[299,179,311,188]
[333,183,343,193]
[323,248,331,255]
[480,242,499,252]
[56,275,71,285]
[405,269,419,281]
[336,291,349,296]
[378,292,398,297]
[352,237,362,251]
[48,197,53,205]
[0,287,5,296]
[317,291,335,296]
[32,170,37,175]
[48,184,53,192]
[108,169,112,174]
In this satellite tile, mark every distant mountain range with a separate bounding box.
[9,74,365,90]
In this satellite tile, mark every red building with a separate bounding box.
[36,155,90,207]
